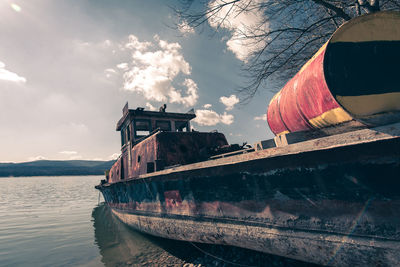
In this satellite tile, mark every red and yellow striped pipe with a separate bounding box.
[267,11,400,136]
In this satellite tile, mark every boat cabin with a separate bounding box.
[117,103,196,146]
[107,103,228,183]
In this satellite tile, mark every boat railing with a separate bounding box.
[209,147,255,160]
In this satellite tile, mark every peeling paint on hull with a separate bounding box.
[97,125,400,266]
[112,208,400,266]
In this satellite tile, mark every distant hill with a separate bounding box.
[0,160,115,177]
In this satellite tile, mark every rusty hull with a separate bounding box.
[97,123,400,266]
[108,131,228,183]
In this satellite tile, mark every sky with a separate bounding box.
[0,0,277,162]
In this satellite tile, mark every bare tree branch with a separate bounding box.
[172,0,400,101]
[312,0,352,20]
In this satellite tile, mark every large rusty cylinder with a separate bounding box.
[267,11,400,136]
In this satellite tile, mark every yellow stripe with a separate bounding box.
[309,107,353,128]
[336,92,400,117]
[330,12,400,43]
[269,90,281,106]
[276,130,289,136]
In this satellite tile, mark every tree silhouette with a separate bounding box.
[173,0,400,100]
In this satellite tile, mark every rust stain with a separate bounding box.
[164,190,182,209]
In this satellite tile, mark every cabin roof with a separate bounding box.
[116,108,196,131]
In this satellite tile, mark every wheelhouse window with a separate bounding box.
[175,121,189,132]
[121,124,132,146]
[155,120,171,131]
[121,126,126,146]
[134,119,151,137]
[126,124,131,142]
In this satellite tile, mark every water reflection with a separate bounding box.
[92,203,198,266]
[91,204,318,266]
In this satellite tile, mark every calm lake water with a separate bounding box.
[0,176,316,267]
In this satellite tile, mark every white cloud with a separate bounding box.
[219,94,239,110]
[125,35,152,51]
[193,109,234,126]
[116,63,129,70]
[178,20,195,35]
[169,78,198,106]
[109,153,120,160]
[145,102,157,111]
[203,104,212,109]
[207,0,268,62]
[220,112,234,124]
[0,61,26,83]
[254,114,267,121]
[10,3,21,12]
[122,35,198,107]
[28,155,46,161]
[105,68,116,73]
[59,151,78,155]
[194,110,220,126]
[104,68,116,78]
[103,40,112,47]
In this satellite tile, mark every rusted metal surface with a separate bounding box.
[155,132,227,167]
[267,12,400,136]
[108,131,227,183]
[130,131,227,179]
[267,45,343,135]
[97,123,400,266]
[108,157,122,183]
[112,209,400,267]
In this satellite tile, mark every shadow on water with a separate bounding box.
[92,204,319,267]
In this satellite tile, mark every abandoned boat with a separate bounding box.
[96,12,400,266]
